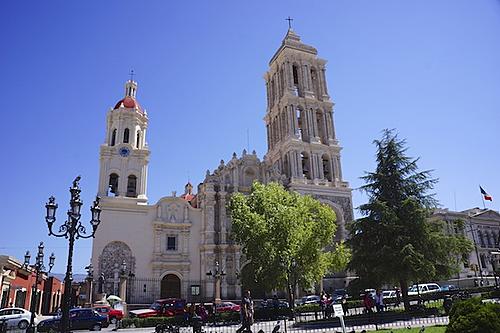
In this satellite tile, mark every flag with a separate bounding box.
[480,186,493,201]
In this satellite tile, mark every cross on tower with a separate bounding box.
[286,16,294,29]
[129,69,135,82]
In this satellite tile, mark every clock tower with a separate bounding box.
[97,79,150,203]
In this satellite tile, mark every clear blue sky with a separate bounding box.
[1,0,499,274]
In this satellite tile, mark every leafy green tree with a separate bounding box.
[348,129,473,310]
[228,181,349,306]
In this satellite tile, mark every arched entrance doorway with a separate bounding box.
[160,274,181,298]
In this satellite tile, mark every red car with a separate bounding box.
[216,302,241,313]
[93,304,124,324]
[129,299,187,318]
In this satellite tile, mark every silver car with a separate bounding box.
[0,307,35,330]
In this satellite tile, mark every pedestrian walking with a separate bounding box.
[236,290,254,333]
[341,295,348,316]
[395,287,401,307]
[363,293,374,314]
[374,289,384,312]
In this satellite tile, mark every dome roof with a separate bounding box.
[113,96,143,113]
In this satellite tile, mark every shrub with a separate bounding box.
[294,304,320,313]
[214,311,240,323]
[121,316,183,328]
[446,297,500,333]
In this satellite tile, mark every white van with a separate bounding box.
[407,283,441,296]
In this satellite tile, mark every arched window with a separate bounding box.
[108,173,119,195]
[123,128,130,143]
[322,154,332,181]
[292,65,299,86]
[111,129,117,146]
[136,131,141,149]
[126,175,137,197]
[301,152,311,180]
[316,110,325,142]
[311,68,320,98]
[296,107,304,140]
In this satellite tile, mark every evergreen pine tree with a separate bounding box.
[349,129,472,310]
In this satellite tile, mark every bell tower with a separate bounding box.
[97,80,150,203]
[264,29,353,239]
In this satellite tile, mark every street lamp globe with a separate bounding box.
[45,196,58,227]
[24,251,31,267]
[49,253,56,271]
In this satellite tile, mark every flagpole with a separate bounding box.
[480,185,486,209]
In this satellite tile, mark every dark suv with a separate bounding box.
[37,308,109,332]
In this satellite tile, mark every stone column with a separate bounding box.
[337,156,343,180]
[283,61,291,88]
[311,110,320,142]
[302,64,310,91]
[317,154,325,180]
[119,274,128,318]
[321,68,329,96]
[86,278,93,307]
[218,191,227,244]
[297,151,304,178]
[306,108,316,139]
[291,105,299,138]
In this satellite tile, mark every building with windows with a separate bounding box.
[0,255,63,313]
[433,208,500,287]
[90,29,353,303]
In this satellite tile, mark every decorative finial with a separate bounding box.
[129,69,135,82]
[286,16,294,30]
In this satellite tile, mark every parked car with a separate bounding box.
[129,298,187,318]
[441,284,459,292]
[92,304,124,324]
[332,289,349,302]
[37,308,109,332]
[0,307,34,330]
[215,302,240,313]
[299,295,321,305]
[259,299,289,309]
[407,283,441,296]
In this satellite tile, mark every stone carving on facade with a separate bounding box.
[98,241,136,294]
[315,195,353,223]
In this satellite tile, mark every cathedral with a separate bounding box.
[90,28,353,303]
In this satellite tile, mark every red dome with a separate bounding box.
[114,96,143,111]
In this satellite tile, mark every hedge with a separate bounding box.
[446,297,500,333]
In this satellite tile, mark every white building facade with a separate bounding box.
[433,208,500,287]
[91,29,353,303]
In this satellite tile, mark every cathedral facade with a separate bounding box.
[91,29,353,303]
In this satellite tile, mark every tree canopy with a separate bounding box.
[348,129,473,310]
[229,181,349,303]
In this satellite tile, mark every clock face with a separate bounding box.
[119,147,130,157]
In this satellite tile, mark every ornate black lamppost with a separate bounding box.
[23,242,55,333]
[44,176,102,333]
[206,260,225,322]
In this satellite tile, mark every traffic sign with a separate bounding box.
[333,304,344,317]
